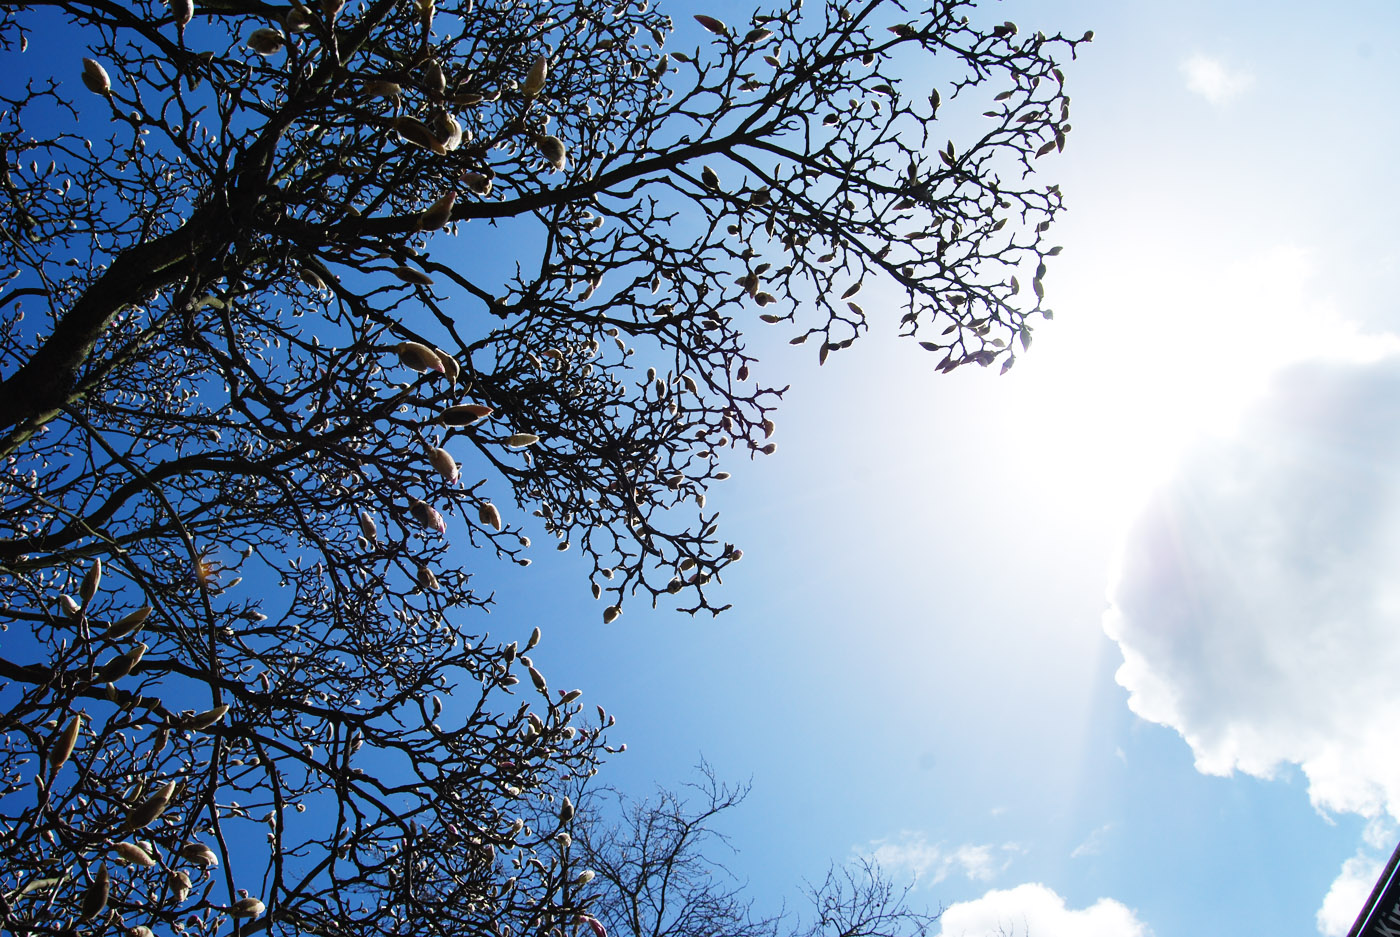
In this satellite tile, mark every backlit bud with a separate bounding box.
[80,865,109,920]
[396,341,444,373]
[180,842,219,867]
[81,58,111,95]
[522,54,548,97]
[461,171,492,195]
[439,403,493,425]
[409,499,447,534]
[169,869,192,903]
[102,605,151,641]
[171,0,194,29]
[393,266,434,286]
[114,841,155,866]
[393,116,448,154]
[246,27,285,55]
[230,897,265,918]
[284,4,314,31]
[535,134,568,171]
[49,713,83,772]
[124,779,175,831]
[184,703,229,730]
[80,558,102,602]
[420,191,457,230]
[428,447,459,483]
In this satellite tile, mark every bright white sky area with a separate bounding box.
[476,1,1400,935]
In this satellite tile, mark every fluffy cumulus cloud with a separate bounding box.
[935,883,1150,937]
[856,832,1018,887]
[1317,819,1397,936]
[1180,53,1254,104]
[1105,355,1400,820]
[1317,852,1383,936]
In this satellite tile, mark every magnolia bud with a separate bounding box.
[427,447,459,483]
[171,0,194,29]
[439,403,493,425]
[409,499,447,534]
[535,134,568,171]
[179,842,219,867]
[80,558,102,602]
[246,27,285,55]
[230,897,265,918]
[522,53,548,97]
[169,869,192,903]
[396,341,444,373]
[124,778,175,831]
[419,191,457,230]
[184,703,229,730]
[49,713,83,772]
[81,58,111,95]
[102,605,151,641]
[461,171,493,195]
[114,841,155,866]
[80,865,109,920]
[284,4,314,31]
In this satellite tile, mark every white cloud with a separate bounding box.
[856,832,1018,886]
[1317,852,1383,936]
[935,883,1150,937]
[1318,819,1396,936]
[1105,354,1400,821]
[1181,54,1254,105]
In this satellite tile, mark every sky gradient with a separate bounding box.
[441,1,1400,935]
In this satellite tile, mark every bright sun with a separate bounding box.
[1002,242,1396,534]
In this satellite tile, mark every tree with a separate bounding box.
[0,0,1084,934]
[574,764,939,937]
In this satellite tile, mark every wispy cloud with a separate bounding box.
[855,832,1019,887]
[936,883,1152,937]
[1071,824,1112,860]
[1181,54,1254,105]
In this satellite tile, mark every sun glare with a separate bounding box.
[1004,243,1397,534]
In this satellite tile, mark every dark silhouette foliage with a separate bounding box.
[0,0,1083,933]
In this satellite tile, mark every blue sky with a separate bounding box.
[467,1,1400,935]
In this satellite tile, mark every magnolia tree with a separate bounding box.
[0,0,1083,933]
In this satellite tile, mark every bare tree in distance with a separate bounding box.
[0,0,1086,933]
[574,763,939,937]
